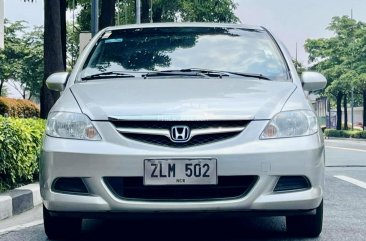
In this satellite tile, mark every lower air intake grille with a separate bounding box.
[104,176,258,201]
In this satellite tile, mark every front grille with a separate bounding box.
[104,176,258,201]
[111,120,249,148]
[123,132,239,148]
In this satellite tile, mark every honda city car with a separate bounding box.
[41,23,326,239]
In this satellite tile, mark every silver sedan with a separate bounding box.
[41,23,326,239]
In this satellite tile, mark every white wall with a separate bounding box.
[341,107,364,127]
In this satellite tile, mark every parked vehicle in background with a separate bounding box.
[41,23,326,239]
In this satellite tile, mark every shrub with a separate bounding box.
[0,117,45,192]
[360,131,366,139]
[324,129,341,137]
[0,97,40,118]
[324,129,366,139]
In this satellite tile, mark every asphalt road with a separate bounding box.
[0,139,365,241]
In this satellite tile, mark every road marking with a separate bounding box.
[0,219,43,235]
[326,146,366,153]
[334,175,366,189]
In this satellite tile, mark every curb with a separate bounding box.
[325,137,366,142]
[0,183,41,221]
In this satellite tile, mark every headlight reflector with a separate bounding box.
[260,110,318,139]
[46,112,101,140]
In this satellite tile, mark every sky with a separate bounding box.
[4,0,366,65]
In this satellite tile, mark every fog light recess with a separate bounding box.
[274,176,311,192]
[52,177,89,195]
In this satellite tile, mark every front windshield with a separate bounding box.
[81,27,290,81]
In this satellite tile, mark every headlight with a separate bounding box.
[260,110,318,139]
[46,112,101,140]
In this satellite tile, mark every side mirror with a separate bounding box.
[301,71,327,91]
[46,72,69,91]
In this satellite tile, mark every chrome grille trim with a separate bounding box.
[109,115,254,121]
[116,127,170,137]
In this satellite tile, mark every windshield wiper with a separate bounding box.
[224,71,271,80]
[143,69,271,80]
[182,68,272,80]
[142,70,208,78]
[81,71,135,81]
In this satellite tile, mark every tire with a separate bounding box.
[43,205,82,240]
[286,200,323,237]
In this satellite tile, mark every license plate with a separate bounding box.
[144,159,217,185]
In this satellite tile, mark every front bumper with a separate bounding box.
[40,120,324,215]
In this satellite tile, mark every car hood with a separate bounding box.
[70,77,296,121]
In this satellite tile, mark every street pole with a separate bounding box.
[0,0,4,49]
[136,0,141,24]
[91,0,99,36]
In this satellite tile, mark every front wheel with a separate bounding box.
[43,205,82,240]
[286,200,323,237]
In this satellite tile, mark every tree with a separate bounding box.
[0,20,28,97]
[76,0,117,31]
[293,59,306,76]
[305,16,366,129]
[22,0,65,117]
[179,0,238,23]
[41,0,64,118]
[17,26,44,100]
[325,75,351,130]
[0,20,43,100]
[66,22,79,69]
[77,0,239,31]
[100,0,116,29]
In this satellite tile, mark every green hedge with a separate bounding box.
[0,116,45,192]
[0,97,40,118]
[324,129,366,139]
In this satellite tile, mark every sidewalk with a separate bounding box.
[0,183,41,221]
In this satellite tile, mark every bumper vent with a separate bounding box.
[274,176,311,192]
[111,120,249,148]
[52,177,89,195]
[104,176,258,201]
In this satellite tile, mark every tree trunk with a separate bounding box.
[0,80,4,96]
[41,0,63,118]
[343,94,348,130]
[363,90,366,131]
[141,0,150,23]
[60,0,67,70]
[336,93,342,130]
[100,0,116,29]
[153,6,162,22]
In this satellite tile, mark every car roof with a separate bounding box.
[105,22,264,32]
